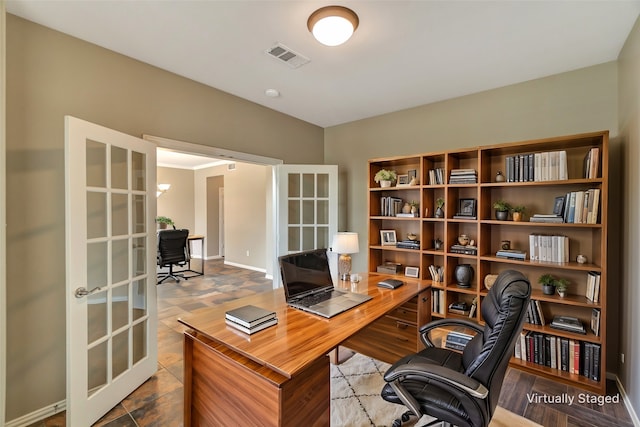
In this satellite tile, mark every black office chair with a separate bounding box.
[381,270,531,427]
[157,229,190,284]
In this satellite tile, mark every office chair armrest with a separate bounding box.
[384,362,489,399]
[419,318,484,348]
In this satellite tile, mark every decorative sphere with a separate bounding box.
[576,254,587,264]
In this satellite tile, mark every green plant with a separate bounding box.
[435,197,445,209]
[410,200,419,208]
[374,169,397,183]
[512,205,526,213]
[156,216,174,226]
[554,278,569,292]
[492,200,511,212]
[538,273,555,286]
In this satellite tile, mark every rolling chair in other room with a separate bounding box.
[381,270,531,427]
[157,229,190,284]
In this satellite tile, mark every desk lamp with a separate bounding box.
[332,232,359,281]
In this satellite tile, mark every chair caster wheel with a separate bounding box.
[392,420,402,427]
[401,413,411,422]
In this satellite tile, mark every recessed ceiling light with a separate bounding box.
[265,88,280,98]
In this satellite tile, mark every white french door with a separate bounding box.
[65,116,158,426]
[274,165,338,286]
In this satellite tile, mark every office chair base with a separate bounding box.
[157,273,188,284]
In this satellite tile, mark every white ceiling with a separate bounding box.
[6,1,640,128]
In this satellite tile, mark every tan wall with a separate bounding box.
[157,166,196,233]
[618,15,640,412]
[5,14,322,421]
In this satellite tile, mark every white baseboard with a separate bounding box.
[205,255,223,260]
[6,399,65,427]
[223,260,267,274]
[613,373,640,426]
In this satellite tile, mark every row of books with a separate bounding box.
[225,305,278,335]
[525,300,546,326]
[396,240,420,249]
[432,289,445,314]
[514,332,601,381]
[585,271,601,303]
[505,150,568,182]
[428,168,446,185]
[583,147,600,179]
[428,265,444,282]
[560,189,601,224]
[528,234,569,263]
[450,244,478,255]
[379,196,403,217]
[449,168,477,184]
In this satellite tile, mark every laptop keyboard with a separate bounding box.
[298,290,334,306]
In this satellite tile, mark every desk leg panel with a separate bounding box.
[184,332,330,427]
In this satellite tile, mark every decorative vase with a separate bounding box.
[434,238,443,250]
[512,212,523,222]
[542,285,555,295]
[402,203,411,214]
[411,205,417,215]
[495,171,505,182]
[380,180,392,188]
[435,207,444,218]
[495,210,509,221]
[558,290,567,298]
[458,234,470,246]
[454,264,474,288]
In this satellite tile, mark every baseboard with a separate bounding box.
[205,255,223,260]
[6,399,65,427]
[613,373,640,426]
[223,260,267,274]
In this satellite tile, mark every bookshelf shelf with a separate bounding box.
[367,130,608,393]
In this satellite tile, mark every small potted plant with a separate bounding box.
[493,200,511,221]
[538,273,556,295]
[555,278,569,298]
[434,197,445,218]
[156,216,175,229]
[374,169,397,188]
[512,205,526,222]
[410,200,419,215]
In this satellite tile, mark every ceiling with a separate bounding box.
[6,1,640,128]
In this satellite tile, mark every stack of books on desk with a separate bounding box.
[225,305,278,334]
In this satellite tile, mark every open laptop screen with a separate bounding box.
[278,249,333,300]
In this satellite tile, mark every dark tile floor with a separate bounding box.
[32,259,633,427]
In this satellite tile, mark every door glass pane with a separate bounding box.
[87,289,108,343]
[112,193,128,236]
[288,173,300,198]
[87,341,107,397]
[112,239,129,284]
[112,330,129,379]
[132,194,146,234]
[288,227,300,252]
[132,279,147,321]
[132,237,146,277]
[302,227,314,250]
[317,227,329,249]
[87,242,108,288]
[317,200,328,225]
[316,173,329,198]
[112,283,129,331]
[111,146,128,190]
[132,321,147,365]
[302,200,314,224]
[87,191,107,239]
[131,151,146,191]
[302,174,315,197]
[86,139,106,188]
[288,200,300,225]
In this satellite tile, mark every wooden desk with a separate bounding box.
[178,273,430,427]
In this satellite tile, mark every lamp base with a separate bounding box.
[338,253,352,281]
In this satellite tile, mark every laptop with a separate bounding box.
[278,248,372,318]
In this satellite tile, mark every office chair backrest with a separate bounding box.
[158,229,189,266]
[461,270,530,414]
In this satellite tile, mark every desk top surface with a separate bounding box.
[178,273,430,378]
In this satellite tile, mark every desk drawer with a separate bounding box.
[342,316,418,364]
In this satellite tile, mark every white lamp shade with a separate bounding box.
[332,232,359,254]
[307,6,359,47]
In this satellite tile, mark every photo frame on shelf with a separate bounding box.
[380,230,397,246]
[457,198,477,217]
[397,174,410,185]
[553,196,566,216]
[405,266,419,278]
[408,169,418,185]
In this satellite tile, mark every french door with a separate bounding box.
[65,116,158,426]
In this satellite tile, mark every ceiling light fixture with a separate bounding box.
[307,5,359,47]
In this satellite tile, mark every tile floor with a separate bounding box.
[31,259,633,426]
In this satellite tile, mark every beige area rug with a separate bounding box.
[330,353,542,427]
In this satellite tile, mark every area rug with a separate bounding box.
[330,352,542,427]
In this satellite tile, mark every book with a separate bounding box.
[591,309,601,336]
[225,317,278,334]
[550,315,586,334]
[225,304,277,328]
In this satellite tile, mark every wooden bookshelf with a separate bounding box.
[367,130,608,393]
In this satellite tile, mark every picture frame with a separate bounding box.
[408,169,418,184]
[397,174,409,185]
[380,230,397,246]
[553,196,565,216]
[405,266,420,278]
[458,198,477,217]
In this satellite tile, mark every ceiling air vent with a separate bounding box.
[266,43,310,69]
[228,163,236,171]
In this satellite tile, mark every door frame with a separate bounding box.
[0,2,7,424]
